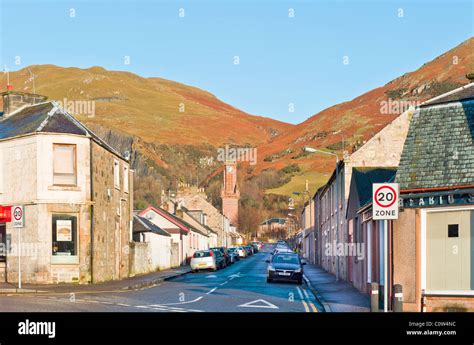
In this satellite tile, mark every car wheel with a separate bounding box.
[266,278,272,283]
[297,279,303,285]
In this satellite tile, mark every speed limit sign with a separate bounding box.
[373,183,399,220]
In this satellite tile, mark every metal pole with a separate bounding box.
[18,229,21,289]
[384,219,388,312]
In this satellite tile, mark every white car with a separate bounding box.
[234,246,248,258]
[190,250,218,272]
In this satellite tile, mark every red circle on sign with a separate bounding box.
[375,186,397,208]
[13,207,22,220]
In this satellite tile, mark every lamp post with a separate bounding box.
[305,147,340,280]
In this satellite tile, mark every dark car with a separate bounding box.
[211,249,227,270]
[227,247,240,262]
[244,246,253,256]
[266,253,305,284]
[210,247,231,266]
[250,242,259,253]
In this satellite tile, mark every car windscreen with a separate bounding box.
[272,255,300,264]
[193,251,212,258]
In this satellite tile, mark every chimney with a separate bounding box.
[1,87,48,118]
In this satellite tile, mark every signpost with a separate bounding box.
[372,183,399,312]
[12,206,24,289]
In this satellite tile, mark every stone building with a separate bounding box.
[314,108,412,281]
[221,160,240,228]
[393,83,474,311]
[0,90,133,284]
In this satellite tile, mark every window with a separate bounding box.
[52,214,77,257]
[123,165,129,193]
[113,160,120,189]
[53,144,76,185]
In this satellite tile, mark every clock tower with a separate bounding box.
[221,160,240,226]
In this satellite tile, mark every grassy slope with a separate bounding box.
[1,65,292,147]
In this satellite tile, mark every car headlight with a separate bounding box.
[268,265,275,272]
[294,268,302,273]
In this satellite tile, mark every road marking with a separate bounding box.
[238,299,279,309]
[228,272,241,279]
[205,275,217,279]
[206,287,218,294]
[297,286,318,312]
[116,303,132,307]
[157,296,203,306]
[219,281,229,286]
[296,287,310,312]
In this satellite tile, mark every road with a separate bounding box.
[0,245,322,312]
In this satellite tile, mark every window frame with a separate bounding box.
[52,144,77,186]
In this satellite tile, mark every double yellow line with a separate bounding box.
[297,286,318,312]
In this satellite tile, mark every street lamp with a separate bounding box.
[305,147,340,281]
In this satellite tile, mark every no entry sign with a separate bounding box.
[373,183,399,220]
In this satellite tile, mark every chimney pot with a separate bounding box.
[6,85,13,91]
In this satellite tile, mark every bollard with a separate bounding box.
[370,282,379,312]
[393,284,403,312]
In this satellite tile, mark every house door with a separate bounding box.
[0,224,6,283]
[427,210,473,291]
[0,224,6,262]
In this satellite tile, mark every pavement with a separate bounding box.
[0,245,323,312]
[0,265,192,294]
[303,263,370,312]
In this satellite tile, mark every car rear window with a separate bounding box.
[193,251,211,258]
[273,255,300,264]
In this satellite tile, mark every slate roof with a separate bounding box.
[0,101,127,160]
[396,84,474,190]
[133,215,171,237]
[345,167,397,219]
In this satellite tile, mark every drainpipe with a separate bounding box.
[89,140,94,284]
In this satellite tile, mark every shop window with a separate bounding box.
[52,214,77,256]
[53,144,77,185]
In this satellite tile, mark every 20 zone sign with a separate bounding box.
[373,183,399,220]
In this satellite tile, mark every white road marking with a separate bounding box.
[205,275,217,279]
[297,286,317,312]
[219,281,229,286]
[238,299,279,309]
[157,296,203,306]
[207,287,218,294]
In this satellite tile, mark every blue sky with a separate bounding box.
[0,0,472,124]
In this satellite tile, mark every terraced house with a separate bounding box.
[0,89,133,284]
[393,83,474,312]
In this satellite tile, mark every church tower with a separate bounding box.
[221,160,240,226]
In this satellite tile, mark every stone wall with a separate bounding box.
[129,241,152,276]
[90,141,132,283]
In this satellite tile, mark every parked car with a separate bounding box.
[266,252,305,284]
[250,242,260,253]
[190,250,219,272]
[227,247,240,262]
[244,246,253,256]
[272,246,293,255]
[210,247,232,266]
[233,246,247,258]
[212,249,227,269]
